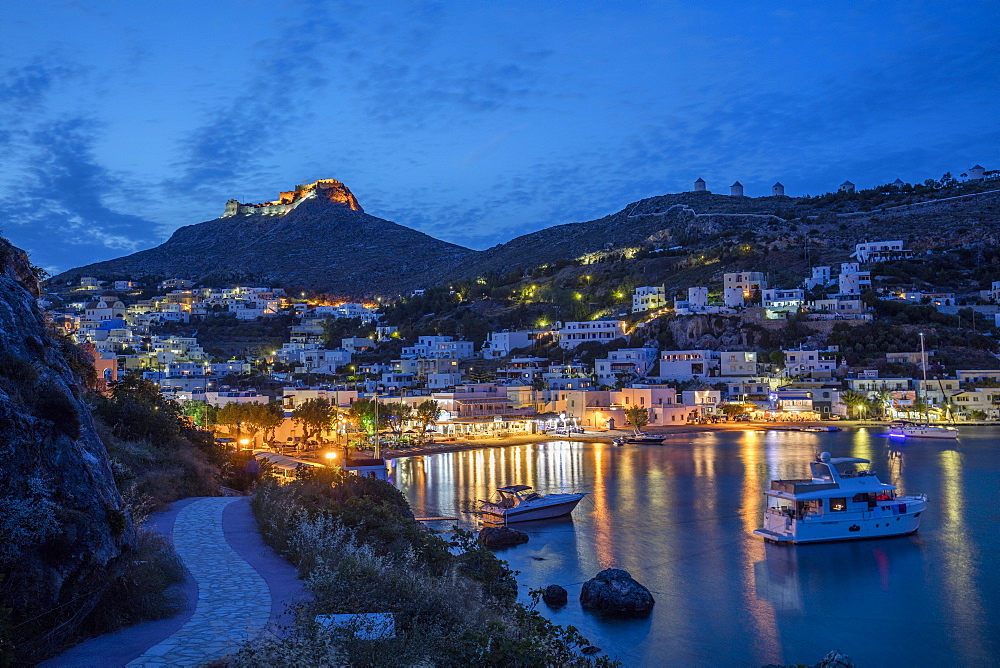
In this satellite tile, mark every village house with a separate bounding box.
[658,350,719,380]
[632,286,667,313]
[557,320,628,349]
[594,347,659,386]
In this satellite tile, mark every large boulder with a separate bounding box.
[478,526,529,550]
[542,584,568,607]
[580,568,655,615]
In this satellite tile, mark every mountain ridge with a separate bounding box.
[53,177,1000,295]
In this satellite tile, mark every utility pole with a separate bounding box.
[373,389,380,460]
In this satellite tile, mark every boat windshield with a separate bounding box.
[809,462,835,481]
[832,461,872,477]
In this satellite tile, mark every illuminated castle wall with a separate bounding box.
[222,179,364,217]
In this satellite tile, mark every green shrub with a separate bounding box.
[244,477,617,666]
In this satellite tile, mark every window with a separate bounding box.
[829,498,847,512]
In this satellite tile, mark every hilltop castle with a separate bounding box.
[222,178,364,217]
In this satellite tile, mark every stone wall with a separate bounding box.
[222,178,363,218]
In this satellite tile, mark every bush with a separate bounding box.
[242,476,617,666]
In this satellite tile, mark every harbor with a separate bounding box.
[396,427,998,666]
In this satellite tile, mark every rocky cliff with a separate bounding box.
[0,238,134,662]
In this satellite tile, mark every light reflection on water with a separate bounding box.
[394,430,998,666]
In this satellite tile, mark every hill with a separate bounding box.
[53,182,474,295]
[54,176,1000,295]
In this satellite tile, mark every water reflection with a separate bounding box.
[395,431,998,666]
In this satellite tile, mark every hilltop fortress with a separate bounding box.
[222,178,364,217]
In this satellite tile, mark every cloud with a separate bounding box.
[4,118,160,272]
[165,5,351,197]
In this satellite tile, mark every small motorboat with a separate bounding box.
[613,432,664,445]
[753,451,928,544]
[801,425,841,432]
[887,420,958,440]
[478,485,587,523]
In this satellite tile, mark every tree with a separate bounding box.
[348,398,389,441]
[867,388,893,419]
[624,405,649,433]
[719,403,748,420]
[382,402,413,439]
[292,398,336,445]
[840,390,870,419]
[244,401,285,442]
[414,399,440,445]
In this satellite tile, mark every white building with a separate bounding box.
[658,350,719,380]
[723,288,746,308]
[688,287,709,309]
[481,330,538,359]
[772,182,785,196]
[838,263,871,295]
[968,164,986,180]
[595,348,659,386]
[730,181,744,197]
[804,266,832,290]
[783,347,839,376]
[557,321,628,349]
[632,286,667,313]
[851,241,913,263]
[402,335,474,360]
[720,351,758,377]
[762,289,805,316]
[839,181,856,193]
[724,272,767,307]
[205,390,269,408]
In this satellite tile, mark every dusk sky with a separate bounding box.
[1,1,997,272]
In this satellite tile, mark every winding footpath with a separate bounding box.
[47,497,305,668]
[127,498,270,666]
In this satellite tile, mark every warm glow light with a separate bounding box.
[325,452,337,459]
[239,438,250,445]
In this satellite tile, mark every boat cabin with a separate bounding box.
[764,454,900,520]
[493,485,542,508]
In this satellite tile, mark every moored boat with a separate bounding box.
[887,420,959,440]
[478,485,587,523]
[612,432,664,445]
[753,451,928,544]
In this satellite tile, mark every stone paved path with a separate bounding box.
[126,498,271,667]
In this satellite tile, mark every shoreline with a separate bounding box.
[376,420,892,459]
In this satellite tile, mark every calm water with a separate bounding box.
[395,428,1000,667]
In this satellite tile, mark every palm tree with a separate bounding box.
[839,390,870,419]
[869,388,893,419]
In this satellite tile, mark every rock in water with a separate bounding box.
[542,584,568,607]
[815,650,856,668]
[478,526,529,550]
[580,568,655,615]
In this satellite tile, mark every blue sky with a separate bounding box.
[1,1,997,272]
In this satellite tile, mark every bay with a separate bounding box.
[395,427,999,667]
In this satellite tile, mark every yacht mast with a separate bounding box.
[919,332,928,423]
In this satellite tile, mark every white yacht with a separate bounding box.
[753,452,928,544]
[886,332,959,440]
[478,485,587,523]
[888,420,959,440]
